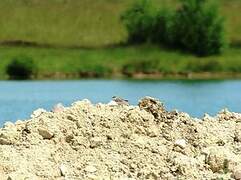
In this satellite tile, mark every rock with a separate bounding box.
[72,99,92,108]
[59,163,68,177]
[90,137,103,148]
[218,109,241,121]
[65,134,74,143]
[206,147,231,173]
[146,125,159,137]
[67,115,75,121]
[3,122,15,128]
[119,177,136,180]
[232,170,241,180]
[175,139,187,149]
[87,174,98,179]
[85,165,97,173]
[0,137,11,145]
[38,127,54,139]
[203,113,213,121]
[138,97,165,119]
[15,120,24,125]
[30,108,47,118]
[7,172,36,180]
[235,124,241,142]
[0,128,18,145]
[172,154,200,177]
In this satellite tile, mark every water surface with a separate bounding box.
[0,80,240,125]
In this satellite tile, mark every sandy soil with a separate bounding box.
[0,97,241,180]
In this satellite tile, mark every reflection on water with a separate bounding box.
[0,80,240,125]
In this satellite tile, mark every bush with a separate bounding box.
[121,0,227,56]
[151,8,173,45]
[170,0,226,56]
[121,0,155,43]
[6,56,36,79]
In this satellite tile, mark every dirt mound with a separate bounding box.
[0,97,241,180]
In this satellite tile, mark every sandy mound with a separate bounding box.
[0,97,241,180]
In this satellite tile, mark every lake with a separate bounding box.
[0,80,240,125]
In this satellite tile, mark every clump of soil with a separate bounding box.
[0,97,241,180]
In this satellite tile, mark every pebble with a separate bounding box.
[235,124,241,142]
[3,122,15,128]
[15,120,24,125]
[206,148,231,173]
[31,108,47,118]
[85,165,97,173]
[147,125,159,137]
[87,174,98,179]
[175,139,187,149]
[59,163,68,177]
[38,128,54,139]
[90,137,103,148]
[232,170,241,180]
[0,137,11,145]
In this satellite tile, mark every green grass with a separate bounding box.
[0,0,129,47]
[0,0,241,79]
[0,45,241,79]
[0,0,240,47]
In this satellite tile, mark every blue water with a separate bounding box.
[0,80,240,125]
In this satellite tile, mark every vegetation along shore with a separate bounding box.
[0,0,241,80]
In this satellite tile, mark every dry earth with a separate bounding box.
[0,97,241,180]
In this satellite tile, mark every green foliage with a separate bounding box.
[121,0,173,45]
[122,0,227,56]
[151,8,173,45]
[121,0,155,43]
[6,56,36,79]
[227,65,241,73]
[186,59,223,72]
[122,59,159,77]
[78,65,112,78]
[171,0,226,56]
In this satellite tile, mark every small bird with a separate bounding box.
[112,96,129,106]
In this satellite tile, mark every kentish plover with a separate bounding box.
[112,96,129,106]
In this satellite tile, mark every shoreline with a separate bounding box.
[2,72,241,81]
[1,45,241,80]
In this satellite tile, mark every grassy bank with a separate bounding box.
[0,45,241,80]
[0,0,240,47]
